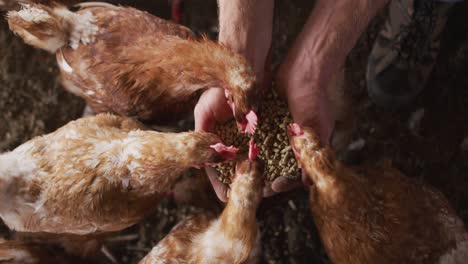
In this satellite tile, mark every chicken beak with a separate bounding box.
[287,123,304,137]
[237,110,258,135]
[210,143,239,161]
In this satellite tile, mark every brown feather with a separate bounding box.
[0,114,231,236]
[289,126,468,264]
[8,2,257,125]
[140,159,264,264]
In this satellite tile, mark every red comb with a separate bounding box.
[248,139,259,160]
[243,110,258,135]
[171,0,183,23]
[210,143,238,160]
[288,123,304,137]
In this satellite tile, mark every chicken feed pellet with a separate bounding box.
[214,90,301,184]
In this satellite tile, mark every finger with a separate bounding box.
[271,176,304,193]
[206,89,232,123]
[194,88,232,132]
[205,167,228,202]
[262,182,276,197]
[194,97,215,132]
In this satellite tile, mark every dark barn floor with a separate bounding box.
[0,1,467,263]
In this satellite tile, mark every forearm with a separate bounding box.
[289,0,390,85]
[280,0,389,142]
[217,0,274,76]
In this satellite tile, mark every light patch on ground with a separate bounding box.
[347,138,366,151]
[439,239,468,264]
[408,108,425,137]
[460,137,468,151]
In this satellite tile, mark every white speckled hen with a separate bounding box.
[288,124,468,264]
[140,146,263,264]
[7,2,259,133]
[0,114,237,235]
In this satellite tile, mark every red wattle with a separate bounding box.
[171,0,183,23]
[243,110,258,135]
[288,123,304,137]
[248,139,259,161]
[210,143,239,160]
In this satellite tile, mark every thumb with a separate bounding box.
[205,167,228,202]
[194,88,232,132]
[271,176,304,193]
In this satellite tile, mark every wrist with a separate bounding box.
[277,59,332,144]
[285,0,389,83]
[217,0,273,80]
[288,87,333,144]
[219,31,271,82]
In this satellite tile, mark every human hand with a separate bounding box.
[193,66,317,199]
[276,58,334,145]
[194,88,231,202]
[194,88,232,133]
[271,45,335,194]
[200,0,274,202]
[194,87,277,202]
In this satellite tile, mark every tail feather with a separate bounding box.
[7,2,98,53]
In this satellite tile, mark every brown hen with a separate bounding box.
[7,2,259,133]
[288,124,468,264]
[0,113,236,236]
[140,151,263,264]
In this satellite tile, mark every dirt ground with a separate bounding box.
[0,1,467,263]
